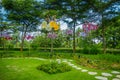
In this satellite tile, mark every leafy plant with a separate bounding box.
[75,54,120,70]
[37,61,72,74]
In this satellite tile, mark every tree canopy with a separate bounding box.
[0,0,120,53]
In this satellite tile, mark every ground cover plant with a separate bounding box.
[37,61,72,74]
[74,54,120,70]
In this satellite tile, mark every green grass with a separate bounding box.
[80,53,120,63]
[0,58,120,80]
[0,58,96,80]
[0,50,120,61]
[73,53,120,71]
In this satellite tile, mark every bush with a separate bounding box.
[82,47,90,54]
[90,45,100,54]
[31,36,62,48]
[37,61,72,74]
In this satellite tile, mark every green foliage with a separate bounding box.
[77,58,112,70]
[37,61,72,74]
[2,0,43,51]
[78,37,100,54]
[2,0,41,22]
[82,47,90,54]
[75,54,120,70]
[105,17,120,49]
[89,45,100,54]
[97,54,120,63]
[31,36,50,49]
[31,35,62,48]
[5,42,14,49]
[30,43,39,50]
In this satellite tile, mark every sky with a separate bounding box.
[60,22,67,30]
[60,22,83,30]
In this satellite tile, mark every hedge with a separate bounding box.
[0,47,120,54]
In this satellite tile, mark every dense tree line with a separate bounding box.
[0,0,120,54]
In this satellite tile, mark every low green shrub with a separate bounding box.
[90,45,100,54]
[37,61,72,74]
[82,45,100,54]
[0,47,120,54]
[82,47,90,54]
[75,54,120,70]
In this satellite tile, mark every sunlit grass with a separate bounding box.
[0,58,96,80]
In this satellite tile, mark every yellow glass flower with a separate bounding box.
[41,21,47,29]
[49,21,55,28]
[54,22,59,30]
[46,25,52,31]
[49,21,59,31]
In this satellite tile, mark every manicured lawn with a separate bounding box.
[0,58,96,80]
[0,56,120,80]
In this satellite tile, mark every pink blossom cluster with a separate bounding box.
[66,29,73,35]
[5,36,12,40]
[0,32,12,40]
[80,32,87,37]
[25,35,34,40]
[83,23,98,33]
[47,32,57,39]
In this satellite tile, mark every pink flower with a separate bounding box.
[5,36,12,40]
[83,23,98,33]
[66,29,73,35]
[47,32,57,39]
[26,35,34,40]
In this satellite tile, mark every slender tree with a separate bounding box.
[88,0,120,53]
[45,0,90,54]
[2,0,42,52]
[105,15,120,48]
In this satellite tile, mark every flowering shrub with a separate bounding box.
[41,21,47,29]
[41,20,59,39]
[0,32,12,40]
[25,35,34,40]
[4,36,12,40]
[64,29,73,48]
[49,21,59,31]
[82,23,98,33]
[66,29,73,35]
[41,21,59,31]
[41,19,60,56]
[80,32,87,37]
[47,32,57,39]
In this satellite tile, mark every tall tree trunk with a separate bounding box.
[73,20,76,54]
[99,0,106,54]
[50,38,53,58]
[20,32,24,52]
[101,13,106,54]
[0,30,3,57]
[102,25,106,54]
[20,25,28,57]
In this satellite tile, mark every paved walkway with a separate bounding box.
[60,59,120,80]
[2,57,120,80]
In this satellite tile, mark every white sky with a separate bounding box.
[60,21,67,30]
[59,21,82,30]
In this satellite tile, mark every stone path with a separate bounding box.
[60,59,120,80]
[2,57,120,80]
[88,72,97,75]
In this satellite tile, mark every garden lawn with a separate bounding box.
[0,58,96,80]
